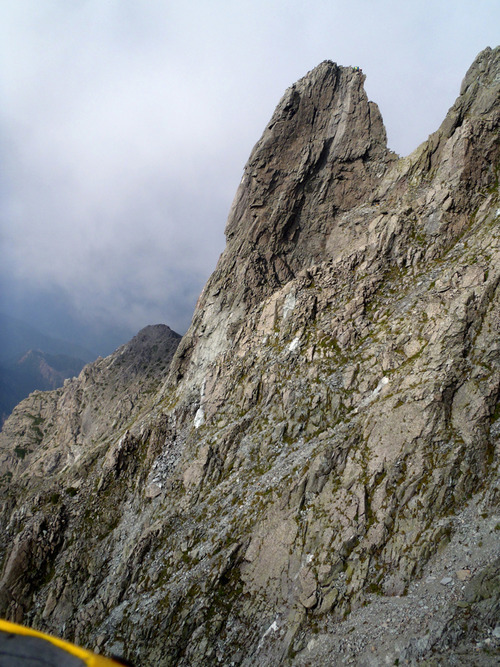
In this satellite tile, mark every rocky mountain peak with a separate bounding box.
[404,46,499,194]
[460,45,500,108]
[169,61,395,391]
[224,59,392,282]
[169,46,499,404]
[0,324,180,482]
[0,48,499,666]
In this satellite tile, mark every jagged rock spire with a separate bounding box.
[169,62,394,386]
[224,60,393,292]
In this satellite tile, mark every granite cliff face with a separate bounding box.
[0,48,499,665]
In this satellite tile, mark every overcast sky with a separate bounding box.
[1,1,499,350]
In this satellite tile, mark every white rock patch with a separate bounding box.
[283,290,296,319]
[194,407,205,429]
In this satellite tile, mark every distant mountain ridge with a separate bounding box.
[0,349,86,427]
[0,313,95,364]
[0,313,94,427]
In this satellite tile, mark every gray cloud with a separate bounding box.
[1,1,499,342]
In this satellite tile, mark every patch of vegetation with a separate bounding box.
[14,446,30,459]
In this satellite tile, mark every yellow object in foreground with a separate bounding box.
[0,618,131,666]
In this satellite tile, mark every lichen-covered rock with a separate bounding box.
[0,47,499,666]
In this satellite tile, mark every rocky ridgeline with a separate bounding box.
[0,47,499,665]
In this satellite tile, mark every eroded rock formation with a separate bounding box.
[0,47,499,665]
